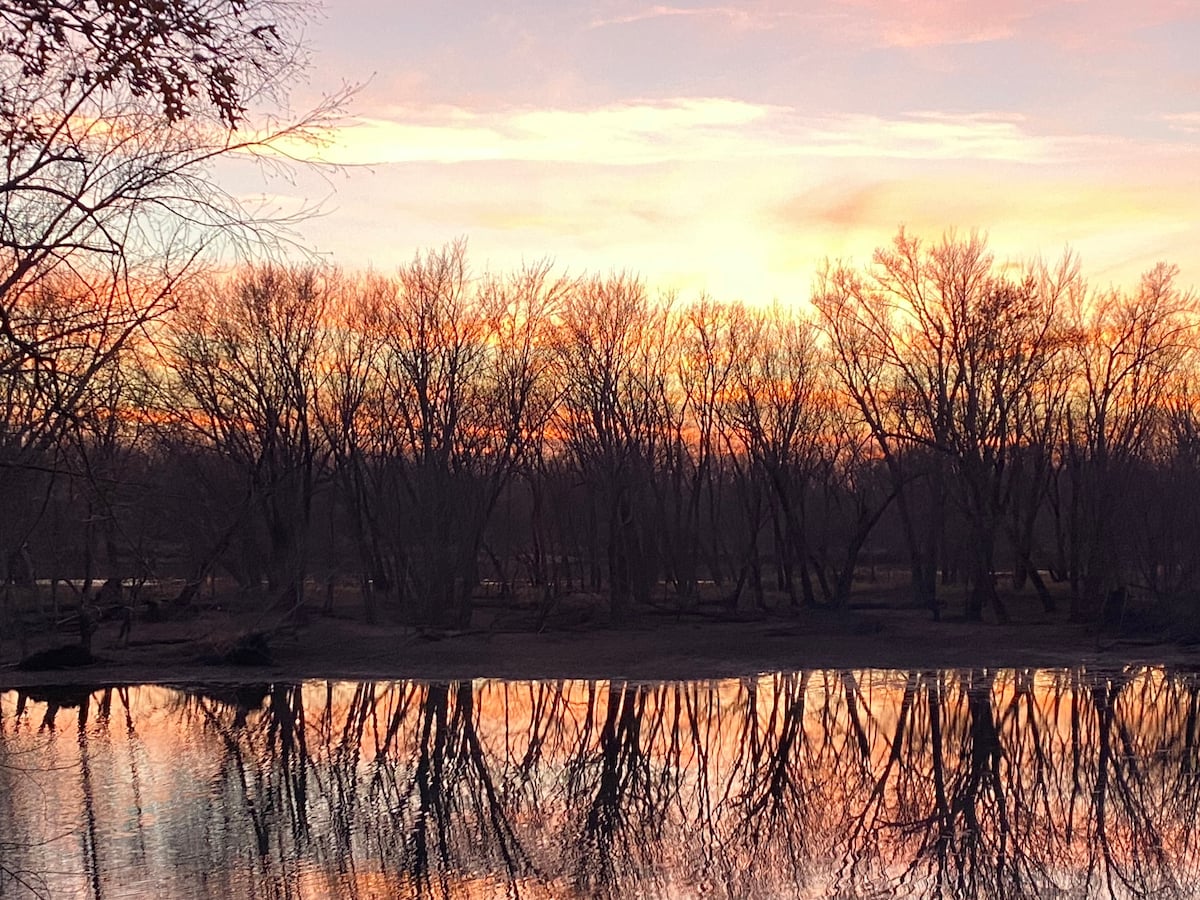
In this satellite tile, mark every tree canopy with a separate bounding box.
[0,0,296,126]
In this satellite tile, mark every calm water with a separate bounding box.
[1,669,1199,899]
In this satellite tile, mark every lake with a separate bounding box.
[1,668,1198,898]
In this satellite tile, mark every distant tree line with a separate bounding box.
[3,231,1198,628]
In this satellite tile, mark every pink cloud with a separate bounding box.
[585,0,1200,59]
[816,0,1198,51]
[588,3,792,30]
[832,0,1038,47]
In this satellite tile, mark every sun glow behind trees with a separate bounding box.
[5,229,1200,631]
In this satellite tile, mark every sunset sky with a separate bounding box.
[240,0,1200,301]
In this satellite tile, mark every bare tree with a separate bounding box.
[657,297,739,602]
[316,273,388,618]
[555,273,671,619]
[815,251,946,617]
[339,244,565,627]
[0,0,343,637]
[816,230,1070,621]
[164,264,331,609]
[806,409,897,609]
[724,303,827,608]
[1057,263,1197,618]
[0,0,334,380]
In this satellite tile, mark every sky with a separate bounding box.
[231,0,1200,303]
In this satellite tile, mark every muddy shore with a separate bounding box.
[1,589,1194,690]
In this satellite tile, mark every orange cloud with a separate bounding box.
[771,175,1200,286]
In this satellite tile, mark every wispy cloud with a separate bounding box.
[798,110,1064,162]
[1163,112,1200,134]
[589,1,1039,46]
[587,1,1046,45]
[770,173,1200,288]
[811,0,1198,52]
[276,100,1083,168]
[831,0,1039,48]
[776,178,1197,235]
[589,5,761,29]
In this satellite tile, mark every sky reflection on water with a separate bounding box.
[1,668,1199,899]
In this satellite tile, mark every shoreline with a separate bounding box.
[2,606,1195,690]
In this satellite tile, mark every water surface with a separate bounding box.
[2,668,1199,898]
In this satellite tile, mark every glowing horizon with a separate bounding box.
[233,0,1200,300]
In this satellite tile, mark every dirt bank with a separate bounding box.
[2,588,1195,690]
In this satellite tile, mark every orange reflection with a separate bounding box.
[1,668,1198,898]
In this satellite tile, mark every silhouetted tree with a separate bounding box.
[1057,263,1197,617]
[166,265,331,608]
[725,303,827,607]
[817,230,1073,621]
[0,0,341,631]
[556,274,670,619]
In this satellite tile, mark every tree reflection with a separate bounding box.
[5,669,1200,898]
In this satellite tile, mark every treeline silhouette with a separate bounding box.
[2,231,1199,629]
[3,669,1200,898]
